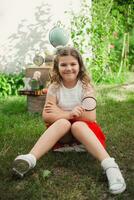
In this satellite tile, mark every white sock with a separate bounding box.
[27,153,37,168]
[101,157,117,170]
[101,157,126,193]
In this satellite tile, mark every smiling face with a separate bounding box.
[58,55,80,87]
[51,47,90,87]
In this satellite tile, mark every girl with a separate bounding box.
[12,47,126,194]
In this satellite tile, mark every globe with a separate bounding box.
[49,27,70,47]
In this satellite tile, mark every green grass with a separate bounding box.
[0,82,134,200]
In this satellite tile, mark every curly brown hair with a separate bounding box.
[49,46,91,87]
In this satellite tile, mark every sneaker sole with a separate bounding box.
[12,159,30,178]
[110,183,126,194]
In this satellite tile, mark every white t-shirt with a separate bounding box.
[47,80,95,111]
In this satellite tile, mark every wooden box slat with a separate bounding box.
[27,95,46,113]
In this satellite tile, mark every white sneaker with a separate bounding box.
[12,154,36,178]
[101,157,126,194]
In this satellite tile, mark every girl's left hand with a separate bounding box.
[70,106,84,118]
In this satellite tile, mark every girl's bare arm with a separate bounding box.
[42,95,71,124]
[42,94,96,124]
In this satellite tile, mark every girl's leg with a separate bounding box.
[71,121,126,194]
[71,121,109,161]
[12,119,71,177]
[30,119,71,160]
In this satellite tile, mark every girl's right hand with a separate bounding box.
[70,106,84,119]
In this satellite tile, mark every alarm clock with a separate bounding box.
[33,55,44,66]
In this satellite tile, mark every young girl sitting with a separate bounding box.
[12,47,126,194]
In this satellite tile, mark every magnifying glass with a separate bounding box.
[82,96,97,111]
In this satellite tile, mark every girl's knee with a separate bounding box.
[71,121,86,132]
[56,118,71,128]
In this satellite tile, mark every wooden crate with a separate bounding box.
[24,64,52,113]
[27,94,46,113]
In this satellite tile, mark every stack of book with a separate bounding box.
[18,89,47,96]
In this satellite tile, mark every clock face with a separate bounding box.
[33,55,44,66]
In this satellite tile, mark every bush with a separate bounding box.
[70,0,134,84]
[0,72,24,97]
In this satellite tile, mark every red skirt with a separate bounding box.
[46,119,106,151]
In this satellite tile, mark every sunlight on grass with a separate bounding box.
[105,84,134,102]
[107,92,127,101]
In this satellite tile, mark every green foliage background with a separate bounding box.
[0,72,24,97]
[71,0,134,83]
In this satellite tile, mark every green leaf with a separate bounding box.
[42,170,51,179]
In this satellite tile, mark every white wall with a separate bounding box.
[0,0,91,73]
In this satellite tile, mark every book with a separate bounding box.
[18,89,47,96]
